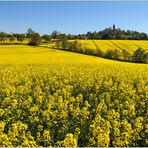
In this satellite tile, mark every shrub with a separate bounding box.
[105,49,120,60]
[122,49,132,61]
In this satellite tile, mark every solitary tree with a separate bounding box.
[51,30,59,41]
[29,33,41,46]
[0,32,6,44]
[27,28,35,42]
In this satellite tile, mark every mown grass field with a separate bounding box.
[0,45,148,147]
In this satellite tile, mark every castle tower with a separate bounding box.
[113,24,115,30]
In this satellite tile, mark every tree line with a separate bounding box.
[50,25,148,40]
[0,26,148,46]
[79,26,148,40]
[0,29,59,46]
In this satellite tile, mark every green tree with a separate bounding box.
[67,34,75,40]
[9,34,15,43]
[105,49,120,60]
[55,40,62,49]
[42,34,51,42]
[27,28,35,42]
[55,34,69,50]
[143,52,148,64]
[132,48,146,63]
[51,30,59,41]
[0,32,6,44]
[29,33,41,46]
[17,34,25,44]
[122,49,132,61]
[59,34,69,49]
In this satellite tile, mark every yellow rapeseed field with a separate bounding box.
[78,40,148,54]
[0,45,148,147]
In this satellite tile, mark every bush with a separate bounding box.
[105,49,120,60]
[122,49,132,61]
[96,49,104,57]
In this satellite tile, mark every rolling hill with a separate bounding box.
[78,40,148,54]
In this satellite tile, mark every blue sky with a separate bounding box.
[0,1,148,35]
